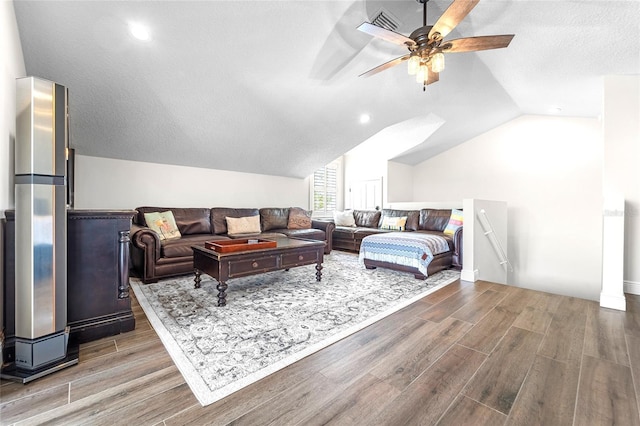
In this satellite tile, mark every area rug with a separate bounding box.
[130,251,459,406]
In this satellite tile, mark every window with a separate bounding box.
[311,160,340,217]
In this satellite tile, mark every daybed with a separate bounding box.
[130,207,335,283]
[331,208,462,277]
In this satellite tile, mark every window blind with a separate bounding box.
[313,163,338,215]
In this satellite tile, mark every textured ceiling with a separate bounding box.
[13,0,640,178]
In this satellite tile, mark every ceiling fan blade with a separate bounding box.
[441,34,515,52]
[359,54,411,78]
[357,22,416,48]
[428,0,480,41]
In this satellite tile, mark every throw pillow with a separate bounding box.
[380,215,408,231]
[226,215,261,235]
[144,211,182,241]
[288,207,312,229]
[444,209,463,236]
[333,210,356,227]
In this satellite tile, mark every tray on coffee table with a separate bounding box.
[205,238,277,253]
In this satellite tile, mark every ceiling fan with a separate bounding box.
[357,0,514,90]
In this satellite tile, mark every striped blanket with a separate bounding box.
[358,232,451,277]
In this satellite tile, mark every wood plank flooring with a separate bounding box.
[1,278,639,425]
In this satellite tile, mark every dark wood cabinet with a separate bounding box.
[66,210,136,342]
[2,210,136,348]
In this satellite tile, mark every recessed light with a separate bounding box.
[359,114,371,124]
[129,22,150,41]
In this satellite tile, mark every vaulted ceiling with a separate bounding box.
[13,0,640,178]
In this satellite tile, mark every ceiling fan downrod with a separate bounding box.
[420,0,429,27]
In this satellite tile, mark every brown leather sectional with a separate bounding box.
[130,207,335,283]
[331,208,463,272]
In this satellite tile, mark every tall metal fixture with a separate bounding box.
[2,77,78,383]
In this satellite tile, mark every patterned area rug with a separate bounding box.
[131,251,460,406]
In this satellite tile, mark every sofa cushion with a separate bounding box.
[211,208,260,234]
[287,207,312,229]
[260,208,289,231]
[136,207,212,235]
[226,215,261,235]
[277,228,325,240]
[334,226,389,241]
[353,210,381,228]
[354,227,390,239]
[144,211,181,240]
[333,210,356,227]
[333,226,358,239]
[419,209,452,232]
[161,234,225,258]
[227,232,287,239]
[380,209,420,231]
[444,209,463,236]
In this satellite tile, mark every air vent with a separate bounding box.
[371,8,400,32]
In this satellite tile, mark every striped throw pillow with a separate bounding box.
[443,209,463,236]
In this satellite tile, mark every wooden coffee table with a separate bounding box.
[192,237,325,306]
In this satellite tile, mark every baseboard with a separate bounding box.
[68,312,136,343]
[624,280,640,295]
[600,292,627,311]
[460,268,478,282]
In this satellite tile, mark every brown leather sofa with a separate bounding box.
[130,207,335,283]
[331,208,462,270]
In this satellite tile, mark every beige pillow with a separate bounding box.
[144,211,181,240]
[333,210,356,227]
[226,215,261,235]
[288,207,312,229]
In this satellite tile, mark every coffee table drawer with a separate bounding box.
[228,256,278,277]
[281,250,320,268]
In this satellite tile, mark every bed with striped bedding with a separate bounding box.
[358,231,451,278]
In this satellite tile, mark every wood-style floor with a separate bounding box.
[2,278,640,425]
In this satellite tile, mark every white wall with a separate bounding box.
[386,161,413,203]
[603,76,640,295]
[412,115,603,301]
[1,1,25,216]
[1,1,26,335]
[0,0,26,332]
[74,155,310,210]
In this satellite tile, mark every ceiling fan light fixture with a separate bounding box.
[431,52,445,73]
[415,63,428,83]
[408,54,421,75]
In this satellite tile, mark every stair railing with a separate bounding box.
[477,209,513,272]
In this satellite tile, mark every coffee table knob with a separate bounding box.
[298,255,304,261]
[252,262,258,268]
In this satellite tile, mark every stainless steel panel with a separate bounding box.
[14,184,67,339]
[53,185,67,325]
[15,183,36,338]
[15,332,66,370]
[15,77,68,177]
[54,84,68,176]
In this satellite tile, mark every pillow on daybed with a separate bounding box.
[226,215,261,235]
[288,207,312,229]
[144,211,182,240]
[333,210,356,227]
[444,209,463,236]
[380,216,408,231]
